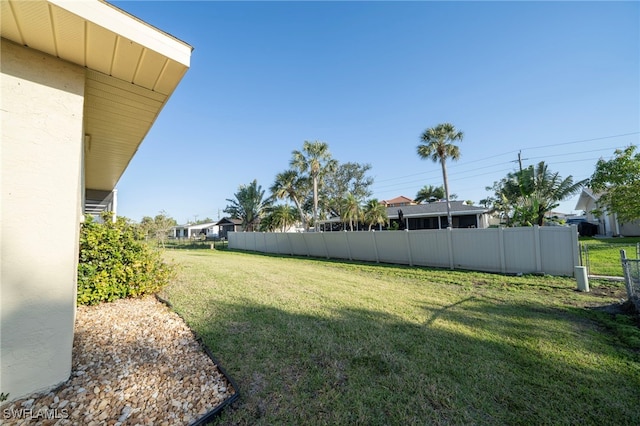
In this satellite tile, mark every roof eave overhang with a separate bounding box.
[575,188,598,211]
[1,0,193,192]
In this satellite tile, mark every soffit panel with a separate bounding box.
[8,1,56,54]
[50,5,84,64]
[111,37,145,82]
[133,48,167,90]
[0,1,22,43]
[154,60,189,95]
[84,70,168,191]
[85,23,117,75]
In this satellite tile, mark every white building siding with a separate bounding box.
[1,39,84,400]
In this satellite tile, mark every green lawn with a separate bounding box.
[580,237,640,276]
[160,249,640,425]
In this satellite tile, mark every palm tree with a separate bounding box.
[273,204,298,232]
[290,141,336,231]
[224,179,270,232]
[415,185,446,203]
[363,199,388,231]
[527,162,586,226]
[270,169,309,230]
[341,193,361,231]
[417,123,464,227]
[485,161,586,226]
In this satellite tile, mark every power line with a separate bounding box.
[369,132,638,199]
[374,132,638,184]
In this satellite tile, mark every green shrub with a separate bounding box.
[77,213,175,305]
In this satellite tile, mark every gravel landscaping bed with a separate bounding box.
[1,296,236,425]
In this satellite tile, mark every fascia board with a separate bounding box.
[49,0,192,66]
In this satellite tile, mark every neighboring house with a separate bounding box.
[216,217,244,239]
[318,200,490,231]
[1,0,192,402]
[381,195,417,207]
[172,222,220,239]
[575,188,640,237]
[389,201,490,230]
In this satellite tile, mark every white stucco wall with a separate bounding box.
[1,39,84,401]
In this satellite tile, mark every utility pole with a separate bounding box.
[513,150,528,173]
[517,151,523,173]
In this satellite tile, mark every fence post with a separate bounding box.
[321,232,330,259]
[575,266,589,292]
[570,225,580,273]
[620,250,633,298]
[533,225,542,273]
[372,231,380,263]
[345,231,353,261]
[302,232,311,256]
[286,232,294,256]
[585,244,590,276]
[405,230,413,266]
[498,227,506,273]
[447,228,454,270]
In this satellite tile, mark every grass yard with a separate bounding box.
[160,249,640,425]
[580,237,640,277]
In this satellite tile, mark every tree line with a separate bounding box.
[223,123,638,232]
[129,125,638,237]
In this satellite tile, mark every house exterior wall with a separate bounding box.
[1,39,84,401]
[620,221,640,237]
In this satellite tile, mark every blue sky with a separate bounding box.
[111,1,639,224]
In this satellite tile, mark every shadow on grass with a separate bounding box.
[167,294,640,426]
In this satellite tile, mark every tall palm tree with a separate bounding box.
[290,141,336,231]
[270,169,309,230]
[417,123,464,227]
[363,199,388,231]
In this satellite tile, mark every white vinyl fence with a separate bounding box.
[229,225,580,277]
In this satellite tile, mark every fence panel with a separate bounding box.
[347,232,378,262]
[322,232,350,259]
[451,228,503,272]
[274,233,292,255]
[540,226,579,276]
[288,233,309,256]
[502,228,537,274]
[262,233,279,253]
[375,231,411,265]
[409,230,451,268]
[254,232,267,252]
[302,233,326,258]
[228,226,579,276]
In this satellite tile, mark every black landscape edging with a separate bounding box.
[154,294,240,425]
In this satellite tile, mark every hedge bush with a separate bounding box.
[77,213,175,305]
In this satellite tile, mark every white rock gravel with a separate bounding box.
[1,296,235,425]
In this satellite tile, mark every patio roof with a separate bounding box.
[388,201,487,219]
